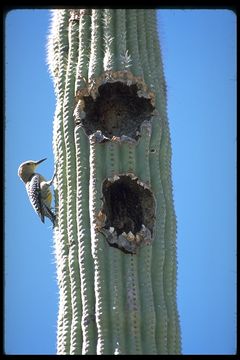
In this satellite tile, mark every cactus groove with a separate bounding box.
[48,9,181,354]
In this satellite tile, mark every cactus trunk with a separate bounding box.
[47,9,181,355]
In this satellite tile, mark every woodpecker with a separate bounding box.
[18,158,56,226]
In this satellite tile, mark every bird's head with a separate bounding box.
[18,158,47,183]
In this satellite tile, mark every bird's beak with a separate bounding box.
[36,158,47,165]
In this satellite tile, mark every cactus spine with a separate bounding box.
[48,9,181,354]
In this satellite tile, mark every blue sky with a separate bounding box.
[5,9,236,355]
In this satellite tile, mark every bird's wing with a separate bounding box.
[26,174,45,223]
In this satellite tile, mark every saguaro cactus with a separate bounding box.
[47,9,181,355]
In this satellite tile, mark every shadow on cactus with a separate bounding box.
[97,175,156,254]
[78,81,154,141]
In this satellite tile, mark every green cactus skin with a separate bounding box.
[48,9,181,354]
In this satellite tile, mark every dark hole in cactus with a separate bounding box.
[82,82,154,139]
[100,175,156,254]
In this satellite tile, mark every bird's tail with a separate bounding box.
[44,204,56,227]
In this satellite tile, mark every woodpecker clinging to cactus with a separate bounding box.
[18,158,56,226]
